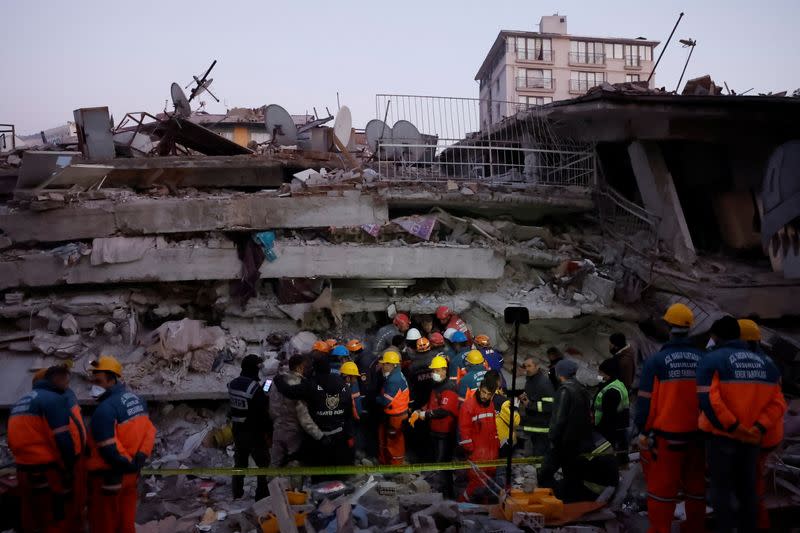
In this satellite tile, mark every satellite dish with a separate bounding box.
[170,83,191,118]
[392,120,423,160]
[265,104,298,146]
[333,106,353,147]
[365,119,393,153]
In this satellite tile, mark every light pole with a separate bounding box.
[503,304,530,490]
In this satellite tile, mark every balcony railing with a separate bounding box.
[569,79,602,93]
[516,77,554,90]
[569,52,605,65]
[624,55,642,69]
[516,49,553,62]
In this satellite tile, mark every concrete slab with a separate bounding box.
[0,194,389,243]
[0,243,505,289]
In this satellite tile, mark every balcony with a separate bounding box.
[624,55,642,69]
[568,52,606,66]
[569,79,602,94]
[516,77,554,91]
[515,49,553,63]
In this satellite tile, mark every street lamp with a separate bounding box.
[676,38,697,93]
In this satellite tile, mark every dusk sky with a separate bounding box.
[3,0,798,134]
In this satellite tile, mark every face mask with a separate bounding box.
[431,373,444,383]
[90,385,106,399]
[706,338,716,349]
[382,370,391,378]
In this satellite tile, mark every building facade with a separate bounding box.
[476,15,659,129]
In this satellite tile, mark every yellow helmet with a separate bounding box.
[379,349,401,365]
[466,349,485,365]
[737,319,761,342]
[429,355,448,370]
[340,361,360,377]
[663,303,694,328]
[90,355,122,377]
[474,335,491,347]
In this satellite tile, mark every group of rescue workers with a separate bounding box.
[6,302,788,532]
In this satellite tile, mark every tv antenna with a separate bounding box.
[185,60,219,102]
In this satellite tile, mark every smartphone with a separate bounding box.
[262,379,273,393]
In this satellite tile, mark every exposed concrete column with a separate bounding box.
[627,141,696,263]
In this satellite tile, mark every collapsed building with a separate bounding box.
[0,78,799,530]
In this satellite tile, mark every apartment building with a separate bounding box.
[476,15,659,129]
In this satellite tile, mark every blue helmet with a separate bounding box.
[331,345,349,357]
[451,331,468,343]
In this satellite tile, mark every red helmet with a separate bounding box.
[435,306,451,321]
[429,332,445,347]
[393,313,411,329]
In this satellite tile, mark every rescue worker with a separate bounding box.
[269,354,317,467]
[329,344,350,374]
[737,319,784,530]
[311,340,332,364]
[447,331,471,383]
[546,346,565,390]
[458,371,500,503]
[405,328,422,358]
[411,355,458,497]
[340,361,367,459]
[376,350,410,465]
[347,339,372,375]
[698,316,786,533]
[635,303,705,533]
[593,358,630,456]
[538,358,594,502]
[374,313,411,354]
[86,356,156,533]
[458,350,488,403]
[305,358,355,468]
[228,354,270,501]
[518,355,555,456]
[9,365,77,533]
[436,306,472,344]
[417,314,437,337]
[62,368,88,533]
[475,335,504,374]
[609,333,636,390]
[407,337,435,462]
[429,332,446,353]
[493,382,521,457]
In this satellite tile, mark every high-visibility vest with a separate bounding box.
[593,379,629,426]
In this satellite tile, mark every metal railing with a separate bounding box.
[624,55,642,68]
[516,49,553,62]
[569,52,605,65]
[515,77,554,90]
[595,184,659,249]
[568,79,602,93]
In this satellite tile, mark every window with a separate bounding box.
[570,41,605,64]
[624,44,652,66]
[516,68,553,89]
[605,43,624,59]
[495,79,500,93]
[569,71,605,92]
[625,74,640,82]
[518,96,552,108]
[515,37,553,61]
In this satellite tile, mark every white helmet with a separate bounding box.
[406,328,422,341]
[443,328,458,341]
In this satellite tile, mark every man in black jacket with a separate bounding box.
[538,358,594,502]
[546,347,564,391]
[593,358,630,458]
[518,356,555,456]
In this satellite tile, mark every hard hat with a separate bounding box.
[331,345,349,357]
[324,339,337,349]
[90,355,122,377]
[416,337,431,352]
[443,328,458,341]
[429,356,448,370]
[312,340,331,353]
[451,331,468,343]
[435,306,451,321]
[379,350,401,365]
[346,339,363,352]
[738,319,761,342]
[406,328,422,341]
[393,313,410,329]
[340,361,360,377]
[475,334,491,347]
[429,332,445,346]
[465,349,485,365]
[663,303,694,328]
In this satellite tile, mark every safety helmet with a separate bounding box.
[90,355,122,377]
[443,328,458,341]
[331,345,349,357]
[451,331,468,344]
[435,306,451,321]
[346,339,363,352]
[474,334,491,347]
[406,328,422,341]
[737,319,761,342]
[340,361,360,377]
[429,356,448,370]
[416,337,431,352]
[429,332,445,346]
[465,349,485,365]
[379,350,401,365]
[393,313,411,329]
[324,339,337,349]
[312,340,331,353]
[663,303,694,328]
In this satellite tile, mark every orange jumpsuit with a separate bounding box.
[376,367,409,465]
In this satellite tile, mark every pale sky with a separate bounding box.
[2,0,798,134]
